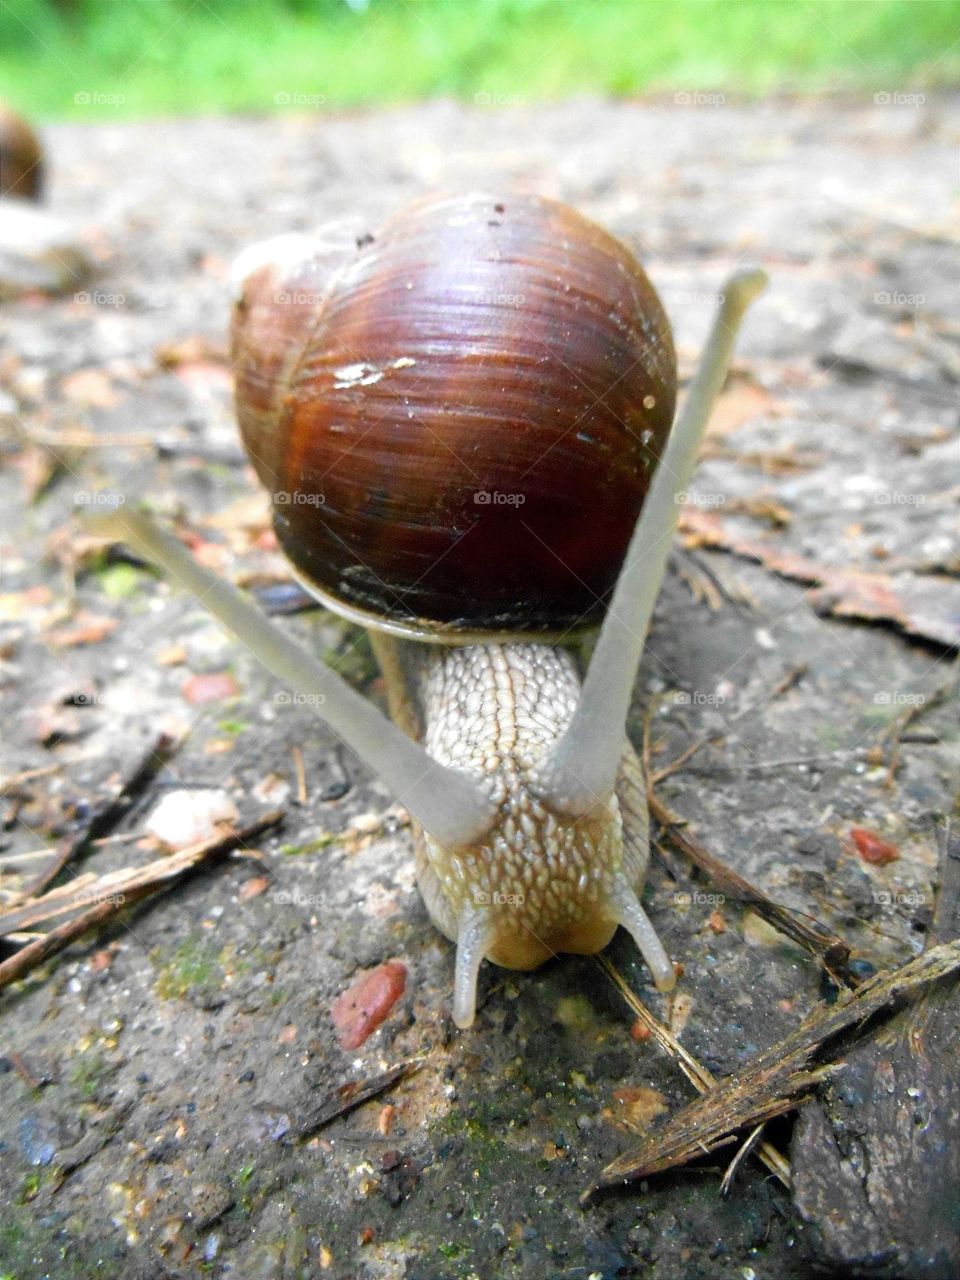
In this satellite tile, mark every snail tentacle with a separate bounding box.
[452,900,494,1029]
[82,507,498,850]
[607,874,676,992]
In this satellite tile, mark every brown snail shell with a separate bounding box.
[0,103,45,202]
[231,192,676,636]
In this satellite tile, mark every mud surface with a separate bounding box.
[1,95,958,1278]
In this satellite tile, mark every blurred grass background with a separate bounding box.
[2,0,958,118]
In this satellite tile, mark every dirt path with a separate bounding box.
[1,96,957,1279]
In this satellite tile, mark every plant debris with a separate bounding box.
[584,940,960,1200]
[678,509,960,648]
[0,810,284,990]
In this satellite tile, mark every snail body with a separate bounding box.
[91,193,766,1027]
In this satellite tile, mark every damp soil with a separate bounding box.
[0,94,958,1279]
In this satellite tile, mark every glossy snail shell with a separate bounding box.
[0,103,45,202]
[231,192,676,636]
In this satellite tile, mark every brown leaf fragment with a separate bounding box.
[155,335,228,369]
[31,704,85,747]
[725,495,793,527]
[174,361,233,398]
[157,644,188,666]
[0,586,52,621]
[609,1086,670,1131]
[60,367,120,408]
[89,947,116,972]
[678,509,960,647]
[705,377,774,437]
[238,875,270,900]
[46,612,117,648]
[698,442,824,474]
[181,672,240,705]
[16,444,66,503]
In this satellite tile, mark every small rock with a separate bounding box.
[330,960,407,1050]
[181,671,240,705]
[144,788,239,850]
[848,825,900,866]
[239,875,271,900]
[18,1113,60,1166]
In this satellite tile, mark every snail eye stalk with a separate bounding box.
[81,507,497,851]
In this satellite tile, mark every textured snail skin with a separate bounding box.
[397,641,652,971]
[0,104,45,201]
[232,192,676,635]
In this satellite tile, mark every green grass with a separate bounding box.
[2,0,957,119]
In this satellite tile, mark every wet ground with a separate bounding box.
[0,94,958,1278]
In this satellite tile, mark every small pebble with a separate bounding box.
[849,825,900,866]
[144,789,239,849]
[330,961,407,1050]
[181,671,240,705]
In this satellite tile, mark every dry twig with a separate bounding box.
[584,941,960,1200]
[0,810,284,990]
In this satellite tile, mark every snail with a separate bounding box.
[0,102,45,202]
[87,192,765,1028]
[0,102,92,299]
